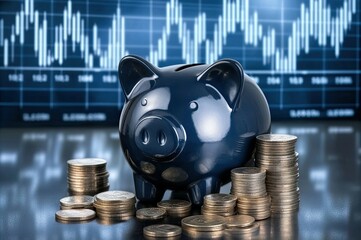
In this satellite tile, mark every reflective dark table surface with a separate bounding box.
[0,121,360,240]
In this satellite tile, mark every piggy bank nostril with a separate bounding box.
[157,131,167,146]
[141,129,150,144]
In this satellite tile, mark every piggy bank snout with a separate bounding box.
[134,116,185,160]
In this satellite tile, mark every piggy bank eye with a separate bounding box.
[189,101,198,110]
[141,98,148,106]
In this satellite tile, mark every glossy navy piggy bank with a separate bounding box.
[118,55,271,205]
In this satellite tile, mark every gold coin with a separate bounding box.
[143,224,182,237]
[136,207,167,220]
[55,209,96,221]
[181,215,225,232]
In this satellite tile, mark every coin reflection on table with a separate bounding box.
[143,224,182,238]
[223,222,260,239]
[271,212,299,240]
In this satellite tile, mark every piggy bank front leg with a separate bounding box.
[188,177,221,205]
[133,173,165,202]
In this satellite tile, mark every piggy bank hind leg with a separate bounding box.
[188,176,221,205]
[133,173,165,202]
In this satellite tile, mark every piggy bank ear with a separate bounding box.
[197,59,244,110]
[118,55,158,100]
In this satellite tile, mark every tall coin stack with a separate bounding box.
[255,134,300,213]
[230,167,271,220]
[94,190,136,223]
[67,158,109,196]
[201,193,237,217]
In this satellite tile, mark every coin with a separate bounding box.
[55,209,96,222]
[204,193,237,205]
[225,215,255,228]
[143,224,182,237]
[67,158,107,167]
[59,195,94,209]
[181,215,225,232]
[95,190,135,203]
[157,199,191,217]
[256,134,297,143]
[136,207,167,220]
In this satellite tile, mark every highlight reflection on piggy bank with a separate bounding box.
[118,55,271,205]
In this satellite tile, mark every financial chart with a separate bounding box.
[0,0,360,126]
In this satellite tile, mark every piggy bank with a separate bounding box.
[118,55,271,205]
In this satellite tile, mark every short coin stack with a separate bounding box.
[55,209,96,223]
[255,134,300,213]
[94,190,136,223]
[181,215,225,239]
[157,199,191,217]
[59,195,94,210]
[231,167,267,197]
[201,193,237,217]
[67,158,109,196]
[230,167,271,220]
[136,207,167,221]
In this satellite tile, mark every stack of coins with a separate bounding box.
[230,167,271,220]
[157,199,191,217]
[136,207,167,221]
[67,158,109,196]
[181,215,225,239]
[230,167,267,197]
[201,193,237,217]
[59,195,94,210]
[237,194,271,220]
[143,224,182,239]
[55,209,96,223]
[255,134,300,213]
[93,190,136,222]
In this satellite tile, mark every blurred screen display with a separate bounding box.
[0,0,360,126]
